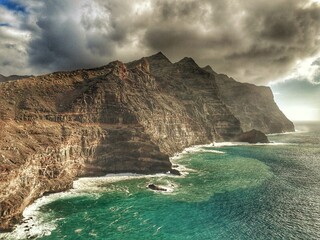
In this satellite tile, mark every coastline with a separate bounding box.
[0,142,218,239]
[0,171,186,240]
[0,139,294,239]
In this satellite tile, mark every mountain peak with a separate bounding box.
[154,51,166,58]
[176,57,199,68]
[147,52,171,63]
[202,65,217,75]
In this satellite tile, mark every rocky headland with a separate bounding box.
[203,66,294,133]
[0,52,294,231]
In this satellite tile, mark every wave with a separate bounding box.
[171,143,225,161]
[267,130,303,136]
[171,141,293,160]
[73,172,184,192]
[0,191,88,240]
[213,141,294,147]
[1,171,186,240]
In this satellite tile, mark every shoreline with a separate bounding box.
[0,142,218,239]
[0,139,295,239]
[0,171,187,240]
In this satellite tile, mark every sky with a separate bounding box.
[0,0,320,121]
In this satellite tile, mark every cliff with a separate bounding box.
[203,66,294,133]
[0,53,293,230]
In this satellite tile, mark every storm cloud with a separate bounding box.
[0,0,320,84]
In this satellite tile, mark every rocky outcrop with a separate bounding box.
[203,66,294,134]
[0,52,291,231]
[234,129,269,143]
[147,183,167,191]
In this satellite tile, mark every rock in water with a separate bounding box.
[170,169,181,176]
[147,184,167,191]
[235,129,270,143]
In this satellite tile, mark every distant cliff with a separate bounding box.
[0,74,31,83]
[203,66,294,133]
[0,52,293,230]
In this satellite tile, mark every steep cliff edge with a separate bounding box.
[0,53,291,230]
[127,53,242,151]
[0,61,173,230]
[203,66,294,133]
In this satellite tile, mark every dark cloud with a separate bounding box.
[141,0,320,84]
[27,0,111,72]
[1,0,320,84]
[23,0,153,74]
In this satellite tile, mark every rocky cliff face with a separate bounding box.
[0,52,292,230]
[203,66,294,133]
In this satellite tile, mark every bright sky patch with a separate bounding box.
[0,0,26,13]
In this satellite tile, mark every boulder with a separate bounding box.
[170,169,181,176]
[147,184,167,191]
[234,129,269,143]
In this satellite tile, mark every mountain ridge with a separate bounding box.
[0,74,32,83]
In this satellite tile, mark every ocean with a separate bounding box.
[2,122,320,240]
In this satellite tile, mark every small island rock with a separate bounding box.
[147,184,167,191]
[234,129,269,143]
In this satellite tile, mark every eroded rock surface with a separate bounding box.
[0,52,292,230]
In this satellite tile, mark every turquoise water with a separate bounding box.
[10,122,320,239]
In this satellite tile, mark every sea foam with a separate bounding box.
[0,140,291,239]
[171,143,225,160]
[1,172,184,240]
[213,141,294,147]
[0,191,82,240]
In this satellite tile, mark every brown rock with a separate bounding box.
[234,129,270,143]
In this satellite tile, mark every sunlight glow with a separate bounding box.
[284,54,320,83]
[133,0,152,15]
[280,106,319,122]
[304,0,320,7]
